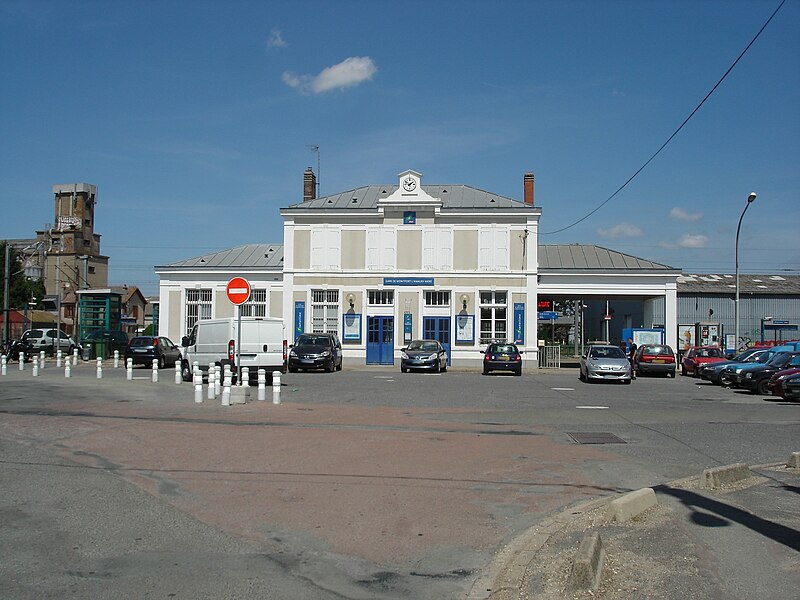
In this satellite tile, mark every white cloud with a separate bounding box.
[597,223,643,238]
[282,56,377,94]
[677,234,708,248]
[670,207,703,222]
[267,28,286,49]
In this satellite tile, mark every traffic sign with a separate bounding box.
[226,277,251,306]
[538,311,558,320]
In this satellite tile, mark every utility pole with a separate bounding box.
[2,243,10,347]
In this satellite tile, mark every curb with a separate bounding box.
[606,487,658,522]
[568,531,605,592]
[702,462,751,489]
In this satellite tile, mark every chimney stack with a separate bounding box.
[524,172,534,206]
[303,167,317,202]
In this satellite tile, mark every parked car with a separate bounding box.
[481,342,522,376]
[21,328,77,355]
[288,332,342,373]
[782,374,800,401]
[81,329,130,358]
[699,348,768,384]
[737,352,800,396]
[768,366,800,398]
[400,339,448,373]
[720,347,797,388]
[681,346,726,377]
[580,344,631,384]
[633,344,676,377]
[124,336,183,369]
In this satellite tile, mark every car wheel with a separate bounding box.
[288,366,298,373]
[434,362,440,374]
[515,367,522,376]
[328,359,336,373]
[666,370,674,378]
[401,366,407,373]
[681,366,687,376]
[623,378,632,385]
[181,360,192,382]
[336,359,342,371]
[68,344,75,354]
[157,355,166,369]
[482,368,489,375]
[441,362,447,373]
[756,379,771,396]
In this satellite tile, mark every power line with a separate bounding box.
[541,0,787,236]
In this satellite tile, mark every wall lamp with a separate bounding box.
[460,294,469,310]
[346,293,355,309]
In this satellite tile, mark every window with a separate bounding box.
[368,290,394,305]
[366,227,396,270]
[478,227,509,271]
[240,288,267,317]
[425,291,450,307]
[479,291,507,344]
[311,227,340,270]
[186,288,212,331]
[311,289,339,333]
[423,228,452,270]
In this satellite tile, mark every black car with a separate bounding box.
[288,333,342,372]
[124,336,183,368]
[738,352,800,395]
[699,348,768,384]
[481,342,523,376]
[400,339,448,373]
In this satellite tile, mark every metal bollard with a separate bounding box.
[1,355,7,376]
[214,365,221,397]
[40,351,46,370]
[57,350,62,368]
[257,369,266,401]
[19,354,25,371]
[272,370,281,404]
[96,357,103,379]
[73,349,78,366]
[114,350,120,368]
[174,362,182,384]
[221,371,232,406]
[65,362,71,378]
[126,358,133,381]
[241,367,250,388]
[151,359,159,383]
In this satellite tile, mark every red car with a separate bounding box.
[768,367,800,398]
[681,346,726,377]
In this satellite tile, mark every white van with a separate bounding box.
[180,317,287,383]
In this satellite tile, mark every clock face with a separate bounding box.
[402,177,416,192]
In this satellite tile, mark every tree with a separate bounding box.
[1,243,46,310]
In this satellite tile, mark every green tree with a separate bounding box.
[0,243,46,310]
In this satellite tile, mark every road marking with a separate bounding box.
[552,387,575,391]
[576,406,609,409]
[374,376,394,379]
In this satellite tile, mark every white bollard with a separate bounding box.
[151,359,159,383]
[214,365,222,397]
[40,351,46,370]
[57,350,62,368]
[241,367,250,388]
[272,370,281,405]
[207,367,215,400]
[96,357,103,379]
[174,362,182,384]
[193,361,199,378]
[65,362,71,378]
[114,350,120,368]
[19,354,25,371]
[73,348,78,366]
[1,355,6,376]
[126,358,133,381]
[32,361,39,377]
[221,372,232,406]
[257,368,266,401]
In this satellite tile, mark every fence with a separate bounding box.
[539,344,561,369]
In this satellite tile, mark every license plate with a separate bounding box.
[301,359,314,364]
[653,359,664,363]
[133,349,147,353]
[499,354,509,361]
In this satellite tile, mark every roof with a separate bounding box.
[283,185,533,211]
[538,245,678,271]
[677,273,800,294]
[110,285,147,305]
[156,244,284,270]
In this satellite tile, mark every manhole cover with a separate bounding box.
[566,432,627,444]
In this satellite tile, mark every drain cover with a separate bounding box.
[567,432,627,444]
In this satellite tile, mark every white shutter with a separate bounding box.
[328,228,341,270]
[367,228,380,270]
[423,228,436,270]
[479,228,492,271]
[381,228,395,270]
[311,227,325,269]
[439,229,452,270]
[495,228,508,271]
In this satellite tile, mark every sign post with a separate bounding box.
[226,277,251,385]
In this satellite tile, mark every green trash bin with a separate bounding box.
[96,341,107,360]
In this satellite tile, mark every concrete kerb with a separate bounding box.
[787,452,800,469]
[606,487,658,522]
[702,462,751,489]
[567,531,605,592]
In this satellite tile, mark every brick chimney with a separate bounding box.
[523,172,534,206]
[303,167,316,202]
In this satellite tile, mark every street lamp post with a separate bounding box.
[735,192,757,352]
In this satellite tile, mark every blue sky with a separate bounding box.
[1,0,797,296]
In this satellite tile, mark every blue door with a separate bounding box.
[424,317,451,365]
[366,316,394,365]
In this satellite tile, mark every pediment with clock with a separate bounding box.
[379,169,441,208]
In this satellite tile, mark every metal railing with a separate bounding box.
[539,344,561,369]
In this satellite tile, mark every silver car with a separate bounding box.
[580,344,632,384]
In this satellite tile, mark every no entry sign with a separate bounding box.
[226,277,251,306]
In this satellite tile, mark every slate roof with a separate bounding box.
[283,185,531,211]
[156,244,284,270]
[677,273,800,294]
[538,244,678,272]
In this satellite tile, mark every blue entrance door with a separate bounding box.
[424,316,451,365]
[367,316,394,365]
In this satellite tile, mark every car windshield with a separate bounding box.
[695,348,724,358]
[296,335,330,346]
[590,347,626,359]
[408,341,439,352]
[769,352,794,367]
[489,344,517,354]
